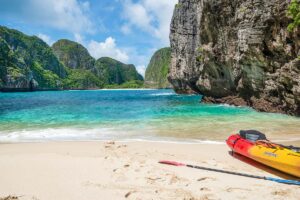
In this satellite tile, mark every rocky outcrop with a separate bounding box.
[0,26,144,91]
[52,39,95,70]
[94,57,143,85]
[169,0,300,115]
[52,39,102,89]
[0,26,67,91]
[145,47,172,89]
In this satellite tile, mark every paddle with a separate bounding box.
[159,160,300,186]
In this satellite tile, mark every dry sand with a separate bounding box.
[0,141,299,200]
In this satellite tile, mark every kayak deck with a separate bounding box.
[227,132,300,178]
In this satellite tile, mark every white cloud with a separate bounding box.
[84,38,150,76]
[121,0,178,45]
[136,65,146,77]
[3,0,95,34]
[121,24,132,35]
[74,33,84,44]
[37,33,54,45]
[87,37,129,63]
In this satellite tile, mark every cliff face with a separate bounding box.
[0,26,144,91]
[169,0,300,115]
[94,57,143,85]
[0,26,66,91]
[52,39,95,70]
[52,39,102,89]
[145,47,172,89]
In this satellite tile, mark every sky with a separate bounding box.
[0,0,178,76]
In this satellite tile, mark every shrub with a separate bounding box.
[287,0,300,32]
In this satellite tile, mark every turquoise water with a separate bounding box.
[0,89,299,142]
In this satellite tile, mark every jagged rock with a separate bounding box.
[52,39,95,70]
[0,26,66,91]
[169,0,300,115]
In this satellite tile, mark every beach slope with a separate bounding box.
[0,141,299,200]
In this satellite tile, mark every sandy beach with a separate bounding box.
[0,141,299,200]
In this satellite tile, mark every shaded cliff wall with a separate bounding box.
[169,0,300,115]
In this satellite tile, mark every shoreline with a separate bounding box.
[0,141,299,200]
[0,88,166,93]
[1,138,300,145]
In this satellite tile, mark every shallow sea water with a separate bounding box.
[0,89,299,142]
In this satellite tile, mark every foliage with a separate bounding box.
[0,26,144,90]
[31,62,61,88]
[287,0,300,32]
[0,26,67,89]
[7,67,23,79]
[175,3,182,9]
[144,47,171,88]
[52,39,95,70]
[95,57,143,86]
[62,69,104,89]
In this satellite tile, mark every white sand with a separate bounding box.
[0,141,299,200]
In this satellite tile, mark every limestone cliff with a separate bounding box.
[52,39,95,70]
[169,0,300,115]
[94,57,144,85]
[0,26,66,91]
[145,47,172,89]
[0,25,144,91]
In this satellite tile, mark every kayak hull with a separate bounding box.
[227,134,300,178]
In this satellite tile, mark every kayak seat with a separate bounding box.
[239,130,267,142]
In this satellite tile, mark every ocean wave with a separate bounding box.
[101,88,158,91]
[150,92,175,96]
[0,128,116,142]
[0,128,225,144]
[122,138,225,145]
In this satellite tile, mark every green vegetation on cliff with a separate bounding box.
[52,39,95,70]
[0,26,66,90]
[62,68,103,89]
[52,40,143,89]
[0,26,144,91]
[287,0,300,32]
[95,57,143,85]
[144,47,171,88]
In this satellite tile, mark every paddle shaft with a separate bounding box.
[159,160,300,186]
[186,164,265,180]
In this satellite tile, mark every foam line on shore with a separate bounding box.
[0,128,226,144]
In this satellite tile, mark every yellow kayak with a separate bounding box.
[227,130,300,178]
[249,141,300,178]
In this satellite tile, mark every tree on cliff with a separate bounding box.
[287,0,300,31]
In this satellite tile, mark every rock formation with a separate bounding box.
[52,39,95,70]
[52,40,143,89]
[0,26,144,91]
[94,57,143,85]
[169,0,300,115]
[145,47,172,88]
[0,26,66,91]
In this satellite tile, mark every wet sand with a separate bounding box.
[0,141,299,200]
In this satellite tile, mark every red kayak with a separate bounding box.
[226,130,300,178]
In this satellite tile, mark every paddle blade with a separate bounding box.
[265,177,300,186]
[159,160,186,166]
